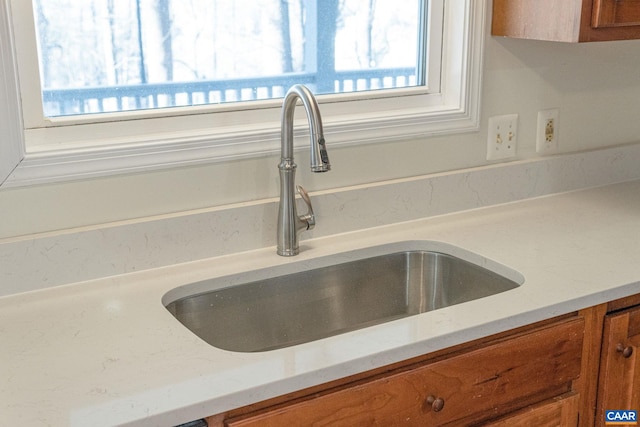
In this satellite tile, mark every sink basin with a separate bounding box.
[164,244,522,352]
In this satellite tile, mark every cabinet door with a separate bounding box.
[593,0,640,27]
[596,306,640,421]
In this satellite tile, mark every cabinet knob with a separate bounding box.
[426,395,445,412]
[616,343,634,358]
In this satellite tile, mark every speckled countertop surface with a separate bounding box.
[2,180,640,427]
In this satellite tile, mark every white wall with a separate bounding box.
[2,17,640,240]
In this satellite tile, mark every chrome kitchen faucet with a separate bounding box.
[277,84,330,256]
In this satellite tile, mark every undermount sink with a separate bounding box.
[164,243,522,352]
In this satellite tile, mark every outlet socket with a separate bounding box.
[487,114,518,161]
[536,109,559,154]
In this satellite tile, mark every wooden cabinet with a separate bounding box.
[593,0,640,28]
[210,316,584,427]
[596,303,640,422]
[194,295,640,427]
[492,0,640,42]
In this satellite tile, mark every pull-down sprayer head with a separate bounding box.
[280,84,330,173]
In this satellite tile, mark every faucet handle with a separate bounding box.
[296,185,315,230]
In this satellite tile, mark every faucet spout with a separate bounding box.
[277,84,330,256]
[280,84,330,172]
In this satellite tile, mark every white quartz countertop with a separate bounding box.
[3,180,640,427]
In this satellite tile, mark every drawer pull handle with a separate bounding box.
[426,395,445,412]
[616,343,634,358]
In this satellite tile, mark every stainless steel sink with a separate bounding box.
[164,248,521,352]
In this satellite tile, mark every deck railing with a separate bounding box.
[42,68,417,116]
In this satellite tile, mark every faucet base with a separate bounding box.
[277,248,299,257]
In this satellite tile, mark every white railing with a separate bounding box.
[42,68,417,116]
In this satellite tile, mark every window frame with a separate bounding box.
[0,0,486,188]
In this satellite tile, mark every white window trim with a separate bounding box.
[0,0,23,186]
[0,0,485,188]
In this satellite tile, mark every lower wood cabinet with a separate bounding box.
[211,317,584,427]
[198,295,640,427]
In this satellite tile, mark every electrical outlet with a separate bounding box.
[536,109,559,154]
[487,114,518,161]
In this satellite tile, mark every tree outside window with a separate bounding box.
[32,0,423,116]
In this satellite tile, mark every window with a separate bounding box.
[0,0,485,187]
[34,0,425,117]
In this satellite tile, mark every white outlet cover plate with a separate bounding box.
[536,108,560,155]
[487,114,518,161]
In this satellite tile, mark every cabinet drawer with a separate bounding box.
[479,392,580,427]
[226,318,584,427]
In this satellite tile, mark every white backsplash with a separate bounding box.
[2,142,640,297]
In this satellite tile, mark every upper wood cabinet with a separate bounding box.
[593,0,640,27]
[492,0,640,42]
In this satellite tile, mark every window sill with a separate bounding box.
[5,99,479,187]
